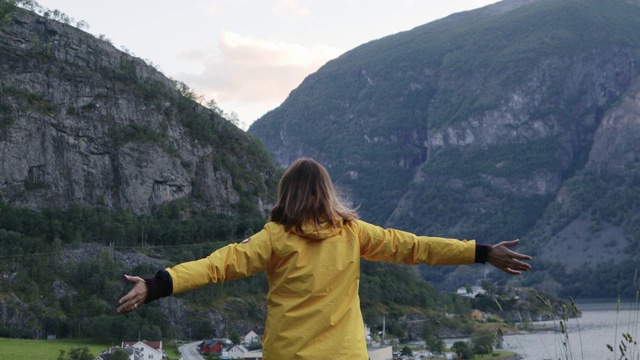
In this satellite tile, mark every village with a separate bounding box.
[92,328,397,360]
[91,285,503,360]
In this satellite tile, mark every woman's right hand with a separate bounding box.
[117,274,148,314]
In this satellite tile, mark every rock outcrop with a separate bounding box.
[0,7,276,215]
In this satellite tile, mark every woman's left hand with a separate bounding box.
[117,274,148,314]
[487,239,532,275]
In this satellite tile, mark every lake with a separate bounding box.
[501,299,640,360]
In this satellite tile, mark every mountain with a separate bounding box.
[249,0,640,297]
[0,2,284,340]
[0,3,277,217]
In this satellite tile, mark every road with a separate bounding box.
[178,341,204,360]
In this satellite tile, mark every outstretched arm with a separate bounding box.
[486,239,532,275]
[117,228,272,314]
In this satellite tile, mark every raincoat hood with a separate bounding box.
[291,219,343,240]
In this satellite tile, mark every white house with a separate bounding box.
[222,344,248,359]
[243,328,264,345]
[367,346,393,360]
[456,286,486,298]
[121,340,163,360]
[365,324,372,342]
[95,346,142,360]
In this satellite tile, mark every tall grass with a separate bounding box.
[534,294,580,360]
[605,269,640,360]
[519,270,640,360]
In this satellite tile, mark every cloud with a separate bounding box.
[173,31,342,124]
[208,3,221,15]
[272,0,310,20]
[473,0,499,7]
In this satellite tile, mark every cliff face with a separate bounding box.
[0,7,276,215]
[390,48,639,233]
[249,0,640,296]
[0,7,281,339]
[589,80,640,171]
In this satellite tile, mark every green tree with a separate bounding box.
[227,111,241,127]
[191,316,214,339]
[206,99,222,115]
[471,329,495,355]
[110,349,130,360]
[400,346,413,356]
[246,340,262,350]
[425,336,445,355]
[451,341,472,360]
[57,347,93,360]
[480,279,498,297]
[0,0,16,23]
[422,321,445,355]
[229,329,241,345]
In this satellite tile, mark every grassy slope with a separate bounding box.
[0,338,109,360]
[0,338,182,360]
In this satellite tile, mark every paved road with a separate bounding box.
[178,341,204,360]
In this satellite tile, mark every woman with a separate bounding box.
[117,157,532,359]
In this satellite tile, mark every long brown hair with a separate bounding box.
[270,158,358,232]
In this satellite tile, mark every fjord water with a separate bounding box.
[502,299,640,360]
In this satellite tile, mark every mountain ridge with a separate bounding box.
[249,0,640,296]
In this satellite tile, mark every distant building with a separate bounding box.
[96,346,142,360]
[200,339,228,354]
[243,350,263,360]
[471,309,487,322]
[120,340,162,360]
[456,286,486,298]
[243,328,264,345]
[367,346,393,360]
[222,344,248,359]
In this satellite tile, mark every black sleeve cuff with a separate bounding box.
[475,244,492,264]
[143,269,173,304]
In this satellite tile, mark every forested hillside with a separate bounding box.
[2,201,492,341]
[249,0,640,297]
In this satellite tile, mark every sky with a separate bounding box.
[34,0,499,129]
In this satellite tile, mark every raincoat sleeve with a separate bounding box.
[166,227,273,294]
[355,220,476,266]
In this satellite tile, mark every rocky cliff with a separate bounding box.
[0,5,281,340]
[0,6,277,216]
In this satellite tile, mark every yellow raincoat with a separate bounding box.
[166,219,477,359]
